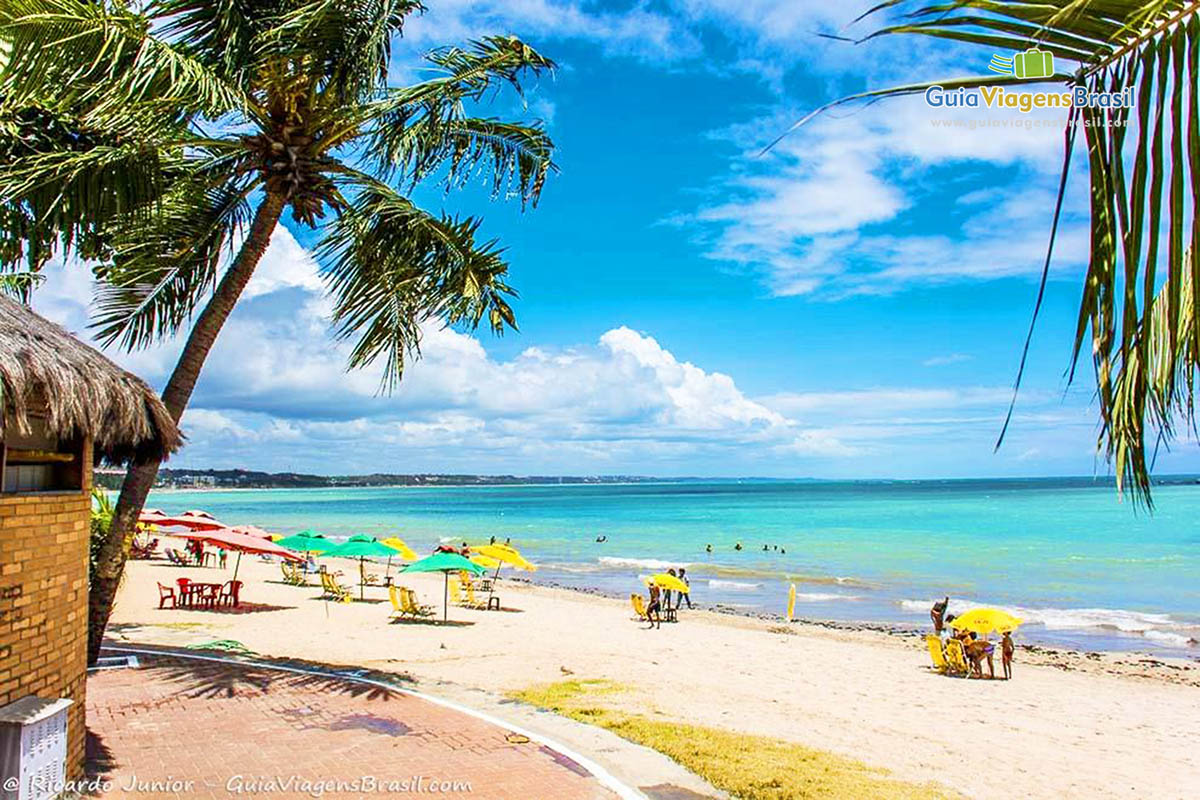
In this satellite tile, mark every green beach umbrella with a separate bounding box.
[277,530,330,554]
[400,552,486,621]
[324,535,397,600]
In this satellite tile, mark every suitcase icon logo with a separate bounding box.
[989,48,1054,79]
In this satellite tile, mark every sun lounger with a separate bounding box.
[926,634,950,674]
[402,588,434,618]
[281,561,307,586]
[465,583,499,611]
[943,638,971,676]
[319,571,352,603]
[631,593,648,620]
[388,585,408,619]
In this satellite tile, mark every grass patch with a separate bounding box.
[510,680,959,800]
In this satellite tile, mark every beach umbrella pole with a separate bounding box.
[233,551,242,582]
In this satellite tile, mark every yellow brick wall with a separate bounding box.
[0,440,92,779]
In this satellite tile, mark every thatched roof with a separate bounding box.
[0,295,182,465]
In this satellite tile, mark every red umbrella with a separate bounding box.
[143,512,226,531]
[229,524,275,540]
[176,527,302,581]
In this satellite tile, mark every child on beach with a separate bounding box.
[646,585,662,629]
[1002,631,1014,680]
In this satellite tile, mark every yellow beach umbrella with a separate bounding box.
[643,573,689,593]
[474,543,537,571]
[950,608,1023,635]
[379,536,418,580]
[470,554,503,570]
[381,537,418,561]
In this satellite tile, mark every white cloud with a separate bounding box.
[400,0,701,63]
[31,245,863,472]
[923,353,972,367]
[686,94,1087,297]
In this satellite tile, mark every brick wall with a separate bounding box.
[0,439,92,779]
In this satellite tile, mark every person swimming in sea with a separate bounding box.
[734,542,743,551]
[705,544,712,554]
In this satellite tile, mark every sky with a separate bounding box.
[28,0,1200,479]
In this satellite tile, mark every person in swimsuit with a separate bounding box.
[1001,631,1015,680]
[931,596,950,634]
[645,584,662,629]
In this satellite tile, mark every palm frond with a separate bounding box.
[317,179,517,390]
[91,178,257,350]
[0,108,178,268]
[346,36,556,205]
[0,0,246,121]
[0,270,44,300]
[789,0,1200,505]
[252,0,423,100]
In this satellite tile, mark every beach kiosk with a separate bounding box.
[0,295,180,787]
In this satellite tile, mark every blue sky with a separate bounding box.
[32,0,1200,478]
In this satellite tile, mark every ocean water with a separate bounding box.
[148,478,1200,655]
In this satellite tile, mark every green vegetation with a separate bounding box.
[795,1,1200,506]
[1,0,557,664]
[510,680,959,800]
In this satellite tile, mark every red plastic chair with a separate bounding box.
[156,582,176,609]
[176,577,192,607]
[219,580,243,608]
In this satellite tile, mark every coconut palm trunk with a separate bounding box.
[0,3,555,667]
[87,192,285,664]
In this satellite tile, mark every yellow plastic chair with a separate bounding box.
[944,638,971,676]
[926,634,949,674]
[631,593,648,621]
[320,571,351,603]
[388,584,409,619]
[449,580,467,606]
[464,582,494,610]
[402,588,434,618]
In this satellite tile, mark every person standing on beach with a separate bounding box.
[931,596,950,634]
[646,584,662,629]
[676,568,692,609]
[664,568,676,610]
[1001,631,1015,680]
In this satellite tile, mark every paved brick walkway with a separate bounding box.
[86,651,619,799]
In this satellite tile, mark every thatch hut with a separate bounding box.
[0,294,180,780]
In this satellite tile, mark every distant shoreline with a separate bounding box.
[121,469,1200,492]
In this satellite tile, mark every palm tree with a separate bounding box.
[785,1,1199,505]
[0,0,556,663]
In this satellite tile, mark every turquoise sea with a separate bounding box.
[149,478,1200,654]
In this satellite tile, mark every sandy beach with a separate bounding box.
[109,543,1200,800]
